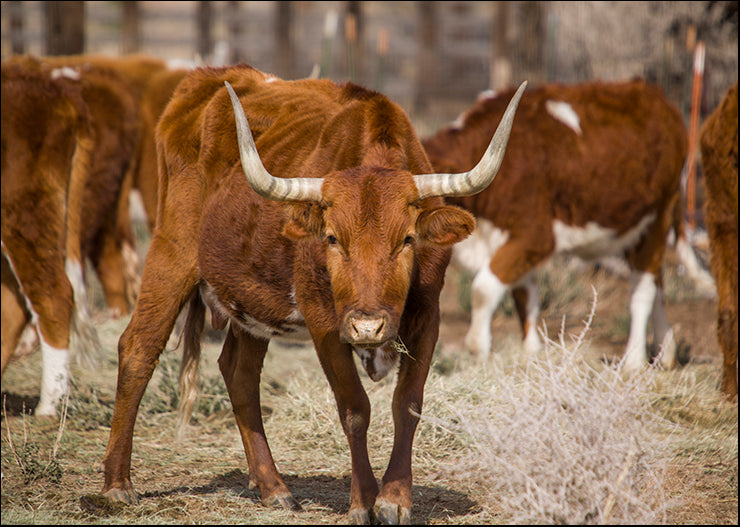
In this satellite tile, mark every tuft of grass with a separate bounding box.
[3,394,67,485]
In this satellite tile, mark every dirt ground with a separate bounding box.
[1,243,737,525]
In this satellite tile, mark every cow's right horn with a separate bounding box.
[225,81,324,202]
[414,80,527,199]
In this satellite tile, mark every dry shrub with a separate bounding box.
[419,290,679,524]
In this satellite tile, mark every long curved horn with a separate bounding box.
[414,80,527,199]
[225,81,323,202]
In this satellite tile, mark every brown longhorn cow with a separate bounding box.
[99,64,525,524]
[1,63,100,416]
[422,79,713,373]
[699,81,738,401]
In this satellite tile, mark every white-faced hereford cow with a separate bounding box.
[1,63,99,415]
[700,82,738,401]
[99,65,525,523]
[422,79,709,372]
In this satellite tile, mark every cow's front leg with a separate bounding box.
[374,325,436,524]
[314,336,378,524]
[218,328,299,510]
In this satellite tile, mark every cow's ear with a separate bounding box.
[283,203,325,240]
[416,205,475,246]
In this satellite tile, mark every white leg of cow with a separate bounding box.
[622,271,656,373]
[465,265,508,358]
[35,340,70,416]
[520,275,544,354]
[652,285,676,369]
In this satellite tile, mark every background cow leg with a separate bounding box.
[314,337,377,523]
[93,224,137,318]
[2,242,74,417]
[512,274,543,354]
[651,282,676,369]
[1,255,31,376]
[465,264,509,358]
[217,329,299,510]
[622,271,657,372]
[102,236,197,504]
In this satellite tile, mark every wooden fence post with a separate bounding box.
[121,1,139,54]
[44,1,85,55]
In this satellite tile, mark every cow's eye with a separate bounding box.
[326,234,338,245]
[403,235,414,246]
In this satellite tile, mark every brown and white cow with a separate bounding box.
[1,63,100,416]
[8,54,193,314]
[422,79,707,373]
[99,64,525,524]
[699,82,738,401]
[10,55,142,317]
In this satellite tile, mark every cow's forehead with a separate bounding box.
[321,166,420,207]
[320,167,419,235]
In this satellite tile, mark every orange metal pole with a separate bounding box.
[685,41,705,229]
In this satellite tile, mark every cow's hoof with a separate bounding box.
[101,487,139,505]
[263,492,302,511]
[374,498,411,525]
[348,507,374,524]
[79,494,128,517]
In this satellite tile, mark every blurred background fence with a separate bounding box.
[2,1,737,123]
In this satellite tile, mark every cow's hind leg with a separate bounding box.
[512,274,543,354]
[218,328,300,510]
[101,235,198,504]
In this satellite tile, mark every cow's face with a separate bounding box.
[284,166,475,349]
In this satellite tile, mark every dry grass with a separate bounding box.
[1,253,737,525]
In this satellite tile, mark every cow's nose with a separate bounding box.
[345,312,389,346]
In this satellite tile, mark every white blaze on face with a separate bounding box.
[545,100,582,135]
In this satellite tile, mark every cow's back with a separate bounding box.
[156,65,432,214]
[424,80,687,233]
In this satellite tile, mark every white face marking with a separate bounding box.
[545,100,582,135]
[451,219,510,274]
[36,342,70,416]
[552,214,656,259]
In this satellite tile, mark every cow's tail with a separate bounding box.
[176,291,205,440]
[66,125,102,370]
[674,167,717,298]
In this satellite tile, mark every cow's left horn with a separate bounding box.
[225,81,323,202]
[414,80,527,199]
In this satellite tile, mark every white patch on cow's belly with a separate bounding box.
[201,282,311,342]
[545,100,582,135]
[451,219,510,274]
[552,214,656,259]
